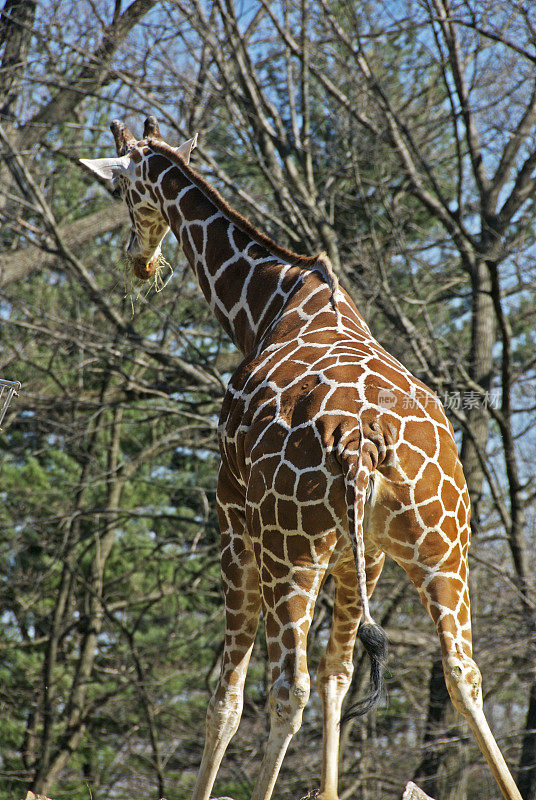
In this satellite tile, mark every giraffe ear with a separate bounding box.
[174,133,198,164]
[79,155,131,181]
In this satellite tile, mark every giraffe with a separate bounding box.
[80,116,523,800]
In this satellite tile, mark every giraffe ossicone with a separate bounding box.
[81,116,522,800]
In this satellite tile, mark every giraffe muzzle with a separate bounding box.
[128,254,159,281]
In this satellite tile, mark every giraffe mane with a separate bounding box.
[147,139,320,269]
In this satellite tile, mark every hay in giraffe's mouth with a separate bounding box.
[124,252,174,305]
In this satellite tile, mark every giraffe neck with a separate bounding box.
[143,141,320,354]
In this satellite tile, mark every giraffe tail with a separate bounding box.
[340,444,388,721]
[343,622,388,720]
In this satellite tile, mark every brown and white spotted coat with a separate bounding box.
[80,116,522,800]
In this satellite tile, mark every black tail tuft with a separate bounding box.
[341,622,388,722]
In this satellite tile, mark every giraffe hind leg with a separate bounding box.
[191,562,260,800]
[419,574,522,799]
[422,558,522,799]
[442,652,522,800]
[191,490,261,800]
[384,499,523,800]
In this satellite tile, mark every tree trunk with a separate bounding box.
[460,258,495,517]
[517,681,536,800]
[413,658,451,795]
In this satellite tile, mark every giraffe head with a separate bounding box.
[80,116,197,280]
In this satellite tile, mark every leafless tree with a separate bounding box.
[1,1,535,798]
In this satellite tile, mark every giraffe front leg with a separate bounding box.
[250,565,323,800]
[192,499,261,800]
[250,665,311,800]
[317,568,357,800]
[316,551,385,800]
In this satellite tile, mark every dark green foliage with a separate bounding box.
[1,1,536,799]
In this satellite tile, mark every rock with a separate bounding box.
[402,782,436,800]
